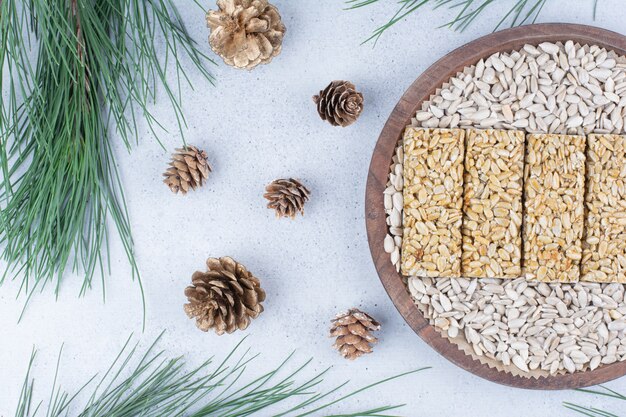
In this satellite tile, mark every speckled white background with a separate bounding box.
[2,1,626,416]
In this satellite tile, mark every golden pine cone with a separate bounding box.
[184,256,266,335]
[330,308,380,360]
[313,80,364,127]
[163,145,211,194]
[206,0,286,70]
[264,178,310,219]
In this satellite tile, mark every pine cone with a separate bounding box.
[163,145,211,194]
[206,0,286,70]
[330,308,380,360]
[313,80,364,127]
[184,257,265,335]
[264,178,310,219]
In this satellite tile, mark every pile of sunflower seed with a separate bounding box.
[384,41,626,376]
[413,41,626,135]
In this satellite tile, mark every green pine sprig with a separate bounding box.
[564,385,626,417]
[12,334,428,417]
[346,0,601,44]
[0,0,215,319]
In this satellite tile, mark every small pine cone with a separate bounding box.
[206,0,286,70]
[313,80,363,127]
[163,145,211,194]
[264,178,310,219]
[330,308,380,360]
[184,257,266,335]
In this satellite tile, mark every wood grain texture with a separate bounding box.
[365,23,626,390]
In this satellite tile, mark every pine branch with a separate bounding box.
[11,334,428,417]
[0,0,215,319]
[346,0,600,44]
[563,385,626,417]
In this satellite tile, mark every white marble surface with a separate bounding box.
[2,1,626,415]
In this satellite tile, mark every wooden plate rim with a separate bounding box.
[365,23,626,390]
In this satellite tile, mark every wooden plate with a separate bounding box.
[365,23,626,389]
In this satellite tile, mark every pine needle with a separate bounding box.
[0,0,215,320]
[12,334,428,417]
[563,385,626,417]
[345,0,600,44]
